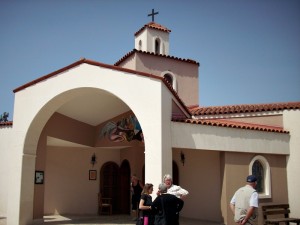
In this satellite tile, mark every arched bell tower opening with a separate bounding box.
[155,38,161,54]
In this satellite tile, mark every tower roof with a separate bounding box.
[134,22,171,37]
[114,49,199,66]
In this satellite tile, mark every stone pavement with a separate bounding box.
[1,214,223,225]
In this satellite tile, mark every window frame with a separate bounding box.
[249,155,271,199]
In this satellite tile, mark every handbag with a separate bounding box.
[136,216,144,225]
[154,196,167,225]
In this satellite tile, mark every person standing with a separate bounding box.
[152,183,184,225]
[230,175,259,225]
[139,183,154,225]
[131,175,144,220]
[162,174,189,199]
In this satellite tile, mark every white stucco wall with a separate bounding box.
[0,126,13,218]
[44,146,120,215]
[172,149,222,222]
[171,122,290,154]
[7,62,174,225]
[283,110,300,217]
[135,27,169,55]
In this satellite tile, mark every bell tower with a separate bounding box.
[134,9,171,55]
[115,10,199,106]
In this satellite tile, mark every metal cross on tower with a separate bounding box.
[148,9,159,22]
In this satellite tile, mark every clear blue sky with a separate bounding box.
[1,1,300,120]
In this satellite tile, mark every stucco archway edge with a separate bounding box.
[10,63,172,225]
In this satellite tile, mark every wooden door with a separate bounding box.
[100,162,119,213]
[173,161,179,185]
[119,160,131,214]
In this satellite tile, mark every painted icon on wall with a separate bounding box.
[35,171,44,184]
[99,115,143,142]
[89,170,97,180]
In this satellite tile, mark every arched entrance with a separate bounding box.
[14,61,164,224]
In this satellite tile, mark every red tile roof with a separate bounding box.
[0,118,288,133]
[172,118,288,133]
[189,102,300,116]
[114,49,199,66]
[7,58,299,134]
[134,22,171,37]
[0,121,13,127]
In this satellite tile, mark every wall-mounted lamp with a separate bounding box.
[91,153,97,167]
[180,151,185,166]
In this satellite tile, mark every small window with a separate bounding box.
[155,38,160,54]
[139,40,142,51]
[164,74,173,86]
[249,155,271,198]
[252,160,264,193]
[162,71,177,91]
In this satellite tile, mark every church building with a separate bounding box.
[0,15,300,225]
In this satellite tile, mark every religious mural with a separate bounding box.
[99,115,143,142]
[0,112,9,122]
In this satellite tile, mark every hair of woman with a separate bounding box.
[141,183,153,195]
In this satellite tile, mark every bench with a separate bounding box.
[262,204,300,225]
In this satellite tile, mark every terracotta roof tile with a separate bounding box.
[134,22,171,37]
[114,49,199,66]
[189,102,300,116]
[0,121,13,127]
[172,118,288,133]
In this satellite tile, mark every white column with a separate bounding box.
[6,160,22,224]
[283,110,300,217]
[6,130,25,225]
[19,154,36,225]
[144,86,173,197]
[7,153,36,225]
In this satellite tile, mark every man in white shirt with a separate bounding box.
[230,175,259,225]
[162,174,189,199]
